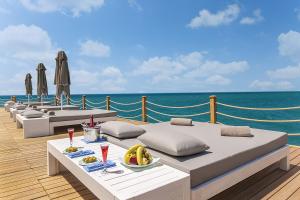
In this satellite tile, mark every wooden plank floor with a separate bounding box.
[0,108,300,200]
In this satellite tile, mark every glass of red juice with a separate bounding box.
[68,128,74,147]
[100,144,109,163]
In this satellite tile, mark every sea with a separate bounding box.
[1,91,300,146]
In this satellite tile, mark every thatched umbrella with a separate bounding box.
[54,51,71,110]
[25,73,32,105]
[36,63,48,105]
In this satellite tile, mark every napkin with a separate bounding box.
[83,160,116,172]
[67,150,94,158]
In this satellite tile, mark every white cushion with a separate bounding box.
[101,121,145,139]
[221,126,253,137]
[14,104,27,110]
[138,130,209,156]
[170,118,192,126]
[21,110,44,118]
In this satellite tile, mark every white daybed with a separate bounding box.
[16,109,117,138]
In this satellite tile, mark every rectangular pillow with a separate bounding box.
[21,110,44,118]
[221,126,253,137]
[170,118,192,126]
[138,130,209,156]
[101,121,145,139]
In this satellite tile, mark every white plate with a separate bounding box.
[78,158,101,166]
[63,147,84,154]
[120,157,160,168]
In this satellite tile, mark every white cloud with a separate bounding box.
[128,0,142,11]
[205,75,231,85]
[278,30,300,62]
[267,64,300,79]
[80,40,110,58]
[187,4,240,28]
[0,24,58,95]
[133,51,248,89]
[72,66,126,93]
[240,9,263,25]
[250,80,293,91]
[19,0,105,17]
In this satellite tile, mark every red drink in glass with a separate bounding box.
[68,128,74,147]
[101,144,109,163]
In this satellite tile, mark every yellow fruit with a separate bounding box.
[124,144,142,164]
[143,157,149,165]
[136,146,145,165]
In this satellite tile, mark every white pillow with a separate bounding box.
[170,118,192,126]
[14,104,27,110]
[22,110,44,118]
[101,121,145,139]
[138,130,209,156]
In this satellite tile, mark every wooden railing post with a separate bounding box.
[67,96,70,105]
[54,96,58,106]
[210,95,217,124]
[106,96,110,110]
[11,96,16,102]
[82,95,86,110]
[142,96,147,122]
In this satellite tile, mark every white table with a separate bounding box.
[47,136,190,200]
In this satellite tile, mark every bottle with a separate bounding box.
[89,115,94,128]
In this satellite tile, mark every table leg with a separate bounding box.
[48,151,60,176]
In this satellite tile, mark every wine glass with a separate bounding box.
[68,128,74,147]
[100,144,109,163]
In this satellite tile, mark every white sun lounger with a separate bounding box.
[10,105,80,122]
[16,109,117,138]
[102,122,290,200]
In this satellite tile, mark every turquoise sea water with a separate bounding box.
[1,92,300,146]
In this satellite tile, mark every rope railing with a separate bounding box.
[110,100,141,106]
[218,102,300,111]
[117,114,141,120]
[86,98,106,105]
[68,97,82,103]
[147,107,210,118]
[147,100,209,109]
[110,105,141,113]
[86,102,106,109]
[147,114,163,123]
[217,112,300,123]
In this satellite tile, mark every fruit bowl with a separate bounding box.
[63,146,84,154]
[120,157,160,168]
[122,144,159,168]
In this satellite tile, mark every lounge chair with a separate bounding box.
[101,121,289,200]
[16,109,117,138]
[10,105,80,122]
[23,101,51,106]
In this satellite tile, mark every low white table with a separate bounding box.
[47,137,190,200]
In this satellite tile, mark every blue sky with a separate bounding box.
[0,0,300,95]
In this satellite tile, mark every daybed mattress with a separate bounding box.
[103,122,287,188]
[23,101,51,106]
[37,105,79,111]
[49,109,117,122]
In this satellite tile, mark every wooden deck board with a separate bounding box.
[0,108,300,200]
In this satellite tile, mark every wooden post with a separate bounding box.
[82,95,86,110]
[210,95,217,124]
[67,96,70,105]
[106,96,110,110]
[54,96,58,106]
[12,96,16,102]
[142,96,147,122]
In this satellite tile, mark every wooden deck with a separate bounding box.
[0,109,300,200]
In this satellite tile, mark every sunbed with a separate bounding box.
[16,109,117,138]
[10,105,80,122]
[23,101,51,106]
[102,121,289,200]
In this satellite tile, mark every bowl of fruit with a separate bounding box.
[121,144,159,168]
[79,156,99,166]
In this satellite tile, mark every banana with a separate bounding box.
[136,146,145,165]
[124,144,141,164]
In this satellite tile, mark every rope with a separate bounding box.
[69,98,82,103]
[217,102,300,111]
[86,98,106,105]
[217,112,300,123]
[147,101,209,109]
[117,114,141,120]
[110,105,142,113]
[147,114,163,123]
[110,100,141,106]
[70,102,81,107]
[86,103,106,109]
[147,107,210,117]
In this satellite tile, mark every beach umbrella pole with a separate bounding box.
[27,95,30,107]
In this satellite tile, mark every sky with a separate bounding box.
[0,0,300,95]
